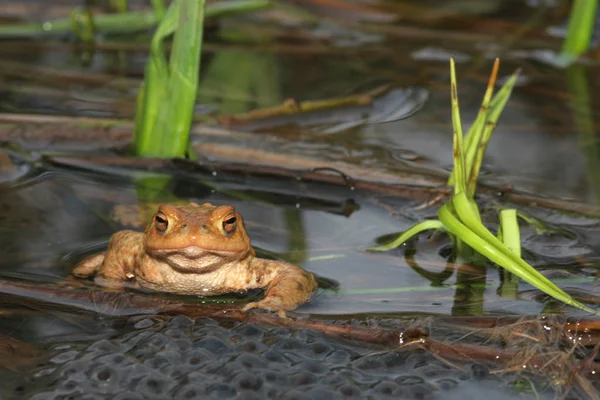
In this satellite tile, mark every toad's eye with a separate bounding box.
[222,215,237,233]
[154,213,168,233]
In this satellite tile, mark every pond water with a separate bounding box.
[1,0,600,399]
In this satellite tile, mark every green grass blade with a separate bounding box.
[464,60,500,195]
[150,0,167,19]
[367,220,444,252]
[560,0,599,64]
[151,0,205,157]
[497,208,522,299]
[461,60,500,189]
[451,192,538,269]
[449,58,466,195]
[439,202,594,313]
[133,1,179,155]
[449,59,498,189]
[135,0,272,158]
[499,209,521,257]
[446,192,595,313]
[468,69,520,192]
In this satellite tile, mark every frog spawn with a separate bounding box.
[14,315,544,400]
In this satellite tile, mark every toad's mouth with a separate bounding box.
[146,244,248,257]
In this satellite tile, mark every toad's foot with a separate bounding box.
[242,267,317,317]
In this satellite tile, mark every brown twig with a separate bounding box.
[219,84,392,126]
[0,278,426,347]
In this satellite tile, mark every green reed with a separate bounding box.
[560,0,598,65]
[369,59,595,314]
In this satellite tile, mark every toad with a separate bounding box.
[72,202,318,314]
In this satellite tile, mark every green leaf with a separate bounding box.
[150,0,167,19]
[467,69,520,194]
[497,208,521,299]
[499,209,521,257]
[154,0,205,157]
[367,220,444,252]
[449,58,466,195]
[462,59,498,194]
[133,0,179,155]
[441,192,595,314]
[560,0,599,65]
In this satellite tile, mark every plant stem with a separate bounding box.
[150,0,166,20]
[497,209,522,299]
[560,0,599,64]
[155,0,205,157]
[220,84,391,125]
[449,58,466,195]
[0,0,271,38]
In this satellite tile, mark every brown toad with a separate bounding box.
[72,202,317,314]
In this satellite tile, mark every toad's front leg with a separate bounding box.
[71,230,144,287]
[242,259,318,315]
[71,253,105,278]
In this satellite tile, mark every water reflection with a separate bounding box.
[0,162,596,319]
